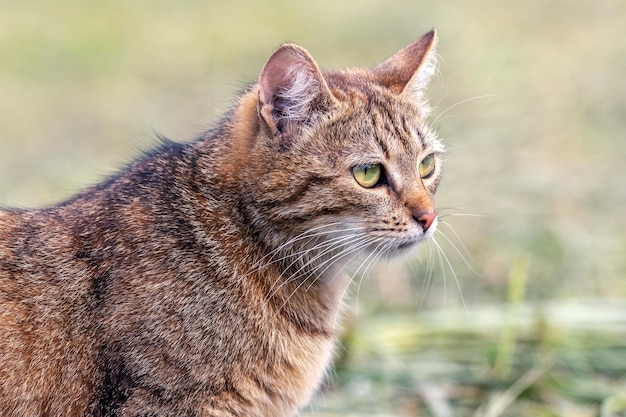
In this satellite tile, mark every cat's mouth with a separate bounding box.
[387,224,437,256]
[379,236,424,257]
[395,240,419,251]
[388,238,425,256]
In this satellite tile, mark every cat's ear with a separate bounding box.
[258,44,334,142]
[372,30,438,114]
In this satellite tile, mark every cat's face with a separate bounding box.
[323,79,443,255]
[242,31,441,263]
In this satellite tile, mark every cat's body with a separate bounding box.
[0,30,443,416]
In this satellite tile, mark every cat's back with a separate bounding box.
[0,206,82,283]
[0,207,100,416]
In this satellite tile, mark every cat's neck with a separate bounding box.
[186,93,350,334]
[233,213,351,336]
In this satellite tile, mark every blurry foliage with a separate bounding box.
[314,300,626,416]
[1,0,625,415]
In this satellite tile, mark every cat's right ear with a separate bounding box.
[258,44,335,144]
[372,30,438,115]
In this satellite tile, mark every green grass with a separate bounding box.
[1,1,625,415]
[306,300,626,416]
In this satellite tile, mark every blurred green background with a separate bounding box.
[1,1,625,416]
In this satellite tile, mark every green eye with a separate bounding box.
[419,154,436,179]
[352,163,382,188]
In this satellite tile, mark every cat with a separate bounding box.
[0,29,443,416]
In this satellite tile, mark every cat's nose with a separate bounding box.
[415,211,436,232]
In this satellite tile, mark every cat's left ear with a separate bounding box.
[372,30,438,115]
[258,44,335,144]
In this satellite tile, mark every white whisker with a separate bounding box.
[331,238,389,329]
[432,94,495,127]
[438,207,485,220]
[255,226,365,295]
[432,236,469,316]
[304,235,372,291]
[265,226,339,261]
[354,239,390,314]
[277,234,372,312]
[435,226,478,277]
[418,241,436,311]
[267,233,363,303]
[438,221,472,260]
[245,223,347,275]
[432,90,452,110]
[439,213,486,219]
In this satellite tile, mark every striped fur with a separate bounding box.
[0,30,442,416]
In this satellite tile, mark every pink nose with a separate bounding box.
[416,211,436,232]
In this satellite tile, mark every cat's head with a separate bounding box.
[238,30,442,262]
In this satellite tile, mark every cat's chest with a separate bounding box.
[253,323,337,416]
[209,257,347,415]
[233,286,341,416]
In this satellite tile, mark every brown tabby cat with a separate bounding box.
[0,30,443,416]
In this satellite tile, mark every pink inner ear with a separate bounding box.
[259,54,292,107]
[258,44,334,134]
[259,45,316,108]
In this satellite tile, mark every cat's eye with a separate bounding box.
[419,154,436,179]
[352,163,383,188]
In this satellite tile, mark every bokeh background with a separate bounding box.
[1,1,625,416]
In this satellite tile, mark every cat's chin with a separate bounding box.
[386,224,437,258]
[395,240,421,252]
[388,238,425,257]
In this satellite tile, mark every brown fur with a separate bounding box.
[0,30,442,416]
